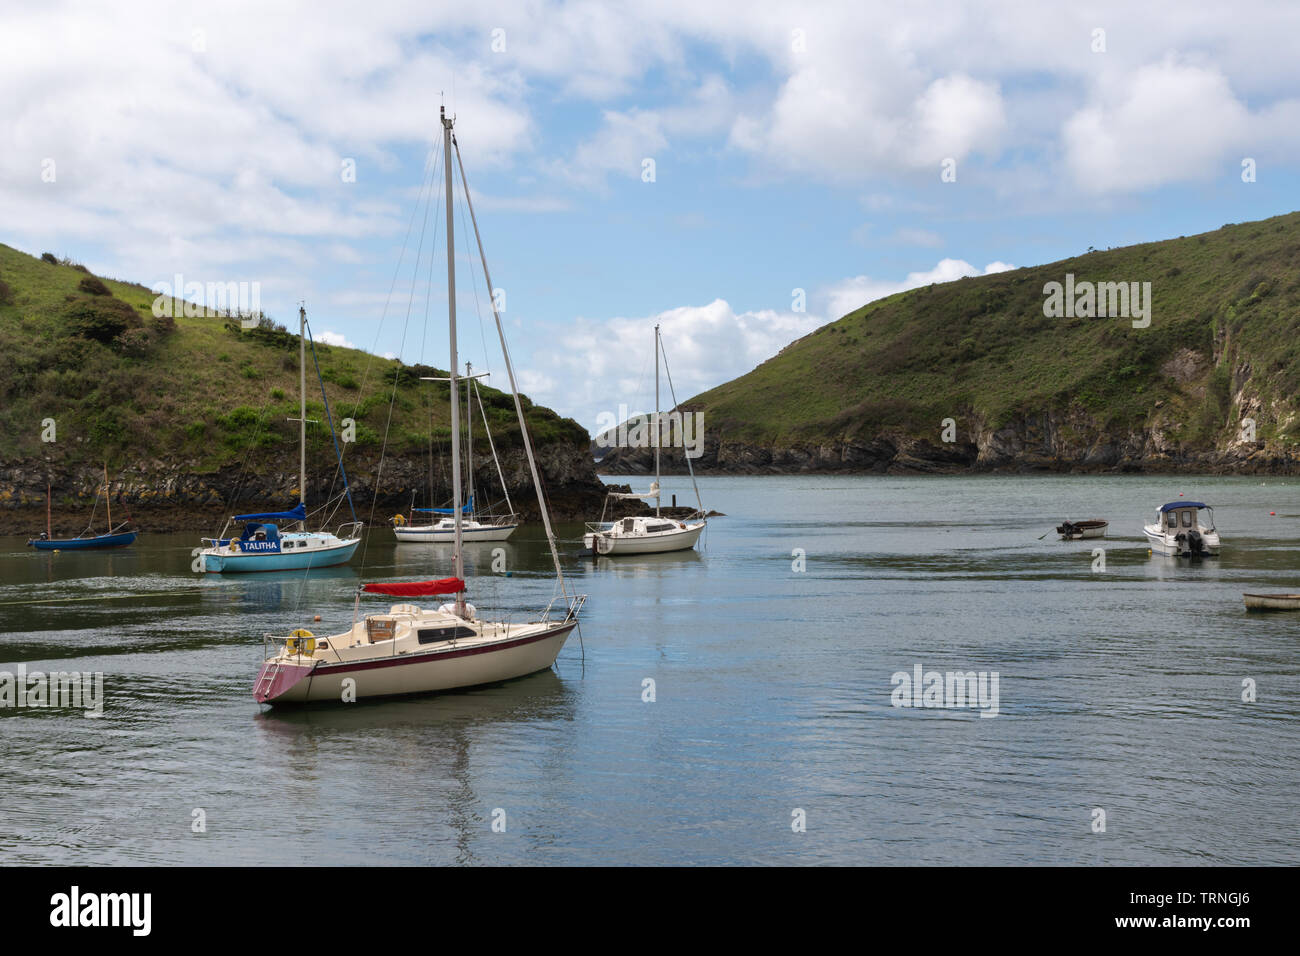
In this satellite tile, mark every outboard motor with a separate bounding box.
[1187,529,1205,555]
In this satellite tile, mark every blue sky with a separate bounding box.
[5,1,1300,431]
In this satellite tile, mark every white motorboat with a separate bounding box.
[254,106,583,705]
[1144,501,1220,557]
[583,325,708,556]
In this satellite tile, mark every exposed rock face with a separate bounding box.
[0,440,607,532]
[597,406,1295,476]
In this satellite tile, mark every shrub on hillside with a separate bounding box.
[147,313,176,336]
[41,252,58,264]
[78,276,112,296]
[64,295,141,344]
[0,278,13,307]
[118,327,152,358]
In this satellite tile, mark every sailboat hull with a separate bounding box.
[202,537,359,573]
[255,621,575,704]
[393,523,518,543]
[29,531,137,550]
[585,522,704,555]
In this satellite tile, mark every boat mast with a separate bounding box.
[443,105,465,612]
[654,323,660,518]
[103,462,111,530]
[46,483,51,538]
[298,304,307,531]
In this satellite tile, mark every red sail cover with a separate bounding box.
[363,578,466,597]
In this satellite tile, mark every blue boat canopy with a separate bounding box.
[414,496,474,515]
[233,503,307,523]
[1159,501,1209,512]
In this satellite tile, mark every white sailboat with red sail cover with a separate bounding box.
[254,107,584,705]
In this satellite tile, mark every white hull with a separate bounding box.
[584,521,703,555]
[256,616,575,704]
[394,523,517,543]
[1144,525,1220,557]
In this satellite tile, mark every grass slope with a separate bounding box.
[690,211,1300,451]
[0,243,586,472]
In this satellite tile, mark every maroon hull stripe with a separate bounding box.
[312,623,575,677]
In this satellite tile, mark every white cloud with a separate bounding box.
[316,330,357,349]
[523,256,1016,430]
[1063,58,1253,192]
[824,259,1014,320]
[892,227,945,247]
[524,299,823,430]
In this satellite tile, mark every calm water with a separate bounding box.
[1,474,1297,865]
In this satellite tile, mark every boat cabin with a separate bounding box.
[610,516,684,537]
[1156,502,1213,533]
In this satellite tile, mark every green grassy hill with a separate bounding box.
[611,210,1300,474]
[0,243,599,521]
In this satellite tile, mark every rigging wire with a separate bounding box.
[657,337,706,518]
[359,136,445,573]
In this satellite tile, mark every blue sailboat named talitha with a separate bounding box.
[196,306,362,573]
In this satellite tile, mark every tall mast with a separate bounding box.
[443,105,465,610]
[103,462,112,529]
[298,304,307,531]
[465,360,474,517]
[654,323,660,518]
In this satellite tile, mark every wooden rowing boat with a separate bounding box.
[1056,519,1108,540]
[1243,593,1300,612]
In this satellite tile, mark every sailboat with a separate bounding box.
[196,306,363,573]
[253,106,584,705]
[27,466,137,550]
[391,362,519,543]
[583,325,707,556]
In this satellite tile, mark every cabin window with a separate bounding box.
[646,523,674,533]
[418,626,477,644]
[1182,511,1193,527]
[621,518,635,533]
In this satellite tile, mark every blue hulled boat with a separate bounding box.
[196,306,363,574]
[29,530,137,550]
